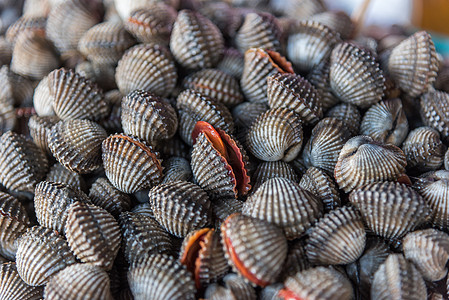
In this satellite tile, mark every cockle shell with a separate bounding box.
[75,60,117,91]
[161,157,192,184]
[270,0,326,19]
[299,166,340,211]
[99,89,123,133]
[89,177,132,218]
[307,59,340,112]
[28,115,59,154]
[113,0,180,22]
[205,273,257,300]
[32,76,55,117]
[211,198,243,228]
[308,10,354,40]
[281,240,310,280]
[217,48,244,79]
[251,161,299,192]
[325,103,361,136]
[5,16,46,44]
[46,163,86,191]
[0,262,43,300]
[232,101,268,146]
[420,90,449,141]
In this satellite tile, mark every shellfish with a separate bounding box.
[89,177,132,218]
[0,262,43,300]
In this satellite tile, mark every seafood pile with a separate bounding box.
[1,0,449,299]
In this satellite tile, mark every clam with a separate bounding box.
[100,89,123,133]
[46,162,86,191]
[114,0,180,22]
[115,43,177,97]
[22,0,51,17]
[0,262,43,300]
[281,240,310,280]
[28,115,59,154]
[246,108,303,162]
[330,42,385,108]
[420,90,449,141]
[102,133,163,193]
[32,76,55,117]
[217,48,244,79]
[307,10,354,40]
[221,213,288,287]
[0,65,36,108]
[170,9,224,69]
[161,157,192,184]
[251,161,299,192]
[325,103,361,136]
[89,177,132,218]
[360,98,409,146]
[232,101,268,145]
[0,87,15,135]
[212,198,243,228]
[242,177,323,240]
[334,135,407,192]
[5,16,46,45]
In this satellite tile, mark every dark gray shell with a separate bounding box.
[420,90,449,141]
[0,262,43,300]
[89,177,132,218]
[46,163,86,191]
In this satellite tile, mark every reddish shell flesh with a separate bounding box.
[265,50,294,74]
[278,288,303,300]
[397,173,412,186]
[192,121,227,157]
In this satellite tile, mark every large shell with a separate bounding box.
[251,161,299,192]
[128,253,196,300]
[330,42,385,108]
[33,76,55,117]
[0,262,43,300]
[221,213,288,287]
[115,43,177,97]
[89,177,132,218]
[242,178,322,240]
[334,135,407,192]
[325,103,361,136]
[305,206,366,265]
[5,16,46,44]
[349,181,429,241]
[371,254,427,300]
[148,180,211,237]
[101,133,163,193]
[161,157,192,184]
[16,226,77,286]
[420,90,449,141]
[28,115,59,154]
[49,119,107,173]
[403,229,449,281]
[388,31,439,97]
[246,108,303,162]
[360,98,409,146]
[169,9,224,69]
[46,163,86,191]
[240,48,294,104]
[44,263,113,300]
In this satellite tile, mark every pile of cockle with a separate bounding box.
[0,0,449,299]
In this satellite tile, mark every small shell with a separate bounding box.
[113,0,180,20]
[101,133,163,193]
[127,253,196,300]
[360,98,409,146]
[388,31,439,97]
[267,73,323,125]
[243,178,322,240]
[115,43,177,97]
[28,115,59,154]
[5,16,46,44]
[403,229,449,281]
[100,89,123,133]
[349,181,429,241]
[420,90,449,141]
[46,163,86,191]
[271,0,326,19]
[44,263,113,300]
[0,262,43,300]
[305,206,366,265]
[334,135,407,192]
[204,284,234,300]
[221,213,288,287]
[32,76,55,117]
[170,9,224,69]
[0,87,16,135]
[371,254,427,300]
[325,103,361,136]
[402,127,446,172]
[16,226,77,286]
[161,157,192,184]
[246,108,303,162]
[251,161,299,192]
[149,180,211,237]
[157,134,190,159]
[89,177,132,218]
[307,10,354,40]
[330,42,385,108]
[217,48,244,79]
[49,119,108,173]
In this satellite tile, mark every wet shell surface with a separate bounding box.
[205,273,257,300]
[46,162,86,191]
[330,42,385,108]
[251,160,299,192]
[349,181,429,241]
[246,108,303,162]
[242,177,323,240]
[16,226,77,286]
[334,135,407,192]
[28,115,59,155]
[221,213,288,287]
[44,263,113,300]
[102,133,163,193]
[89,177,132,218]
[0,262,43,300]
[420,90,449,141]
[169,9,224,69]
[148,180,211,237]
[161,157,192,184]
[115,43,177,97]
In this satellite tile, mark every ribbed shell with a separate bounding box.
[388,31,439,97]
[89,177,132,218]
[302,117,351,174]
[325,103,361,136]
[334,135,407,192]
[281,240,310,280]
[221,213,288,287]
[161,157,192,184]
[204,284,235,300]
[48,68,109,121]
[217,48,244,79]
[101,133,163,193]
[128,253,196,300]
[247,108,303,162]
[267,73,323,125]
[307,10,354,40]
[0,262,43,300]
[33,76,55,117]
[212,198,243,228]
[349,181,429,241]
[5,16,46,44]
[75,60,117,91]
[46,163,86,191]
[307,59,340,112]
[182,69,244,107]
[100,89,123,133]
[16,226,77,286]
[243,178,322,240]
[78,21,135,65]
[403,229,449,281]
[115,43,177,97]
[305,206,366,265]
[270,0,326,19]
[287,21,340,73]
[235,12,281,54]
[121,90,178,144]
[371,254,427,300]
[251,161,299,192]
[49,119,107,173]
[222,273,257,300]
[0,76,15,134]
[149,180,211,237]
[330,42,385,108]
[169,9,224,69]
[281,267,353,300]
[44,263,113,300]
[361,98,408,146]
[420,90,449,141]
[113,0,180,20]
[240,48,294,104]
[28,115,59,154]
[0,192,30,260]
[402,127,446,172]
[0,131,48,193]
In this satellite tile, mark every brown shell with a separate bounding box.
[89,177,132,218]
[217,48,244,79]
[32,76,55,117]
[28,115,59,154]
[251,161,299,192]
[325,103,361,136]
[169,9,224,69]
[307,10,354,40]
[101,133,163,193]
[0,71,16,134]
[46,163,86,191]
[420,90,449,141]
[5,16,46,44]
[115,43,177,97]
[0,262,43,300]
[161,157,192,184]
